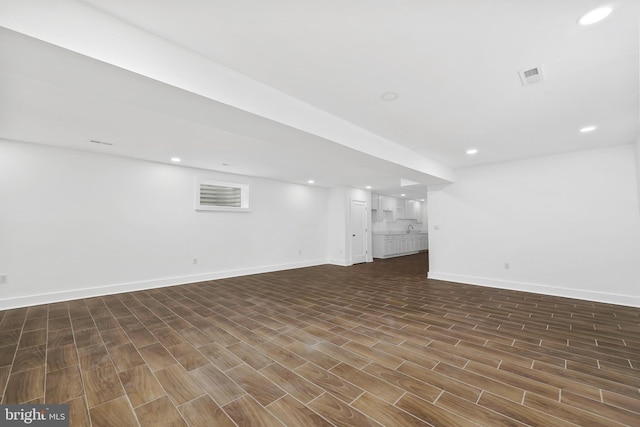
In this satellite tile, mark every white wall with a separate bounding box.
[637,137,640,213]
[327,188,347,265]
[428,144,640,307]
[0,140,329,309]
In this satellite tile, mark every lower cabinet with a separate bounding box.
[418,235,429,251]
[373,233,428,258]
[384,235,398,255]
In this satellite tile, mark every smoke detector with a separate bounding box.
[518,66,544,86]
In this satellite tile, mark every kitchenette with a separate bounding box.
[371,193,428,259]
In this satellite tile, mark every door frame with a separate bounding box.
[349,198,369,265]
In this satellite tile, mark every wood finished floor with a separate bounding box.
[1,253,639,426]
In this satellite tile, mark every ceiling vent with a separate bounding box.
[90,139,113,146]
[518,66,544,86]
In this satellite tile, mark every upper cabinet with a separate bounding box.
[372,193,424,223]
[371,193,380,211]
[379,195,397,221]
[414,200,423,223]
[404,199,423,222]
[402,199,413,220]
[396,202,405,220]
[379,195,396,212]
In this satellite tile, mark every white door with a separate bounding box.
[350,200,367,264]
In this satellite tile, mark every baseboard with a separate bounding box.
[0,259,329,310]
[327,258,375,266]
[328,258,351,267]
[427,272,640,308]
[373,251,419,259]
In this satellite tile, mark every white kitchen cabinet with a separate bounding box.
[380,195,396,211]
[414,200,423,222]
[373,233,428,258]
[418,233,428,250]
[385,235,398,255]
[372,234,385,258]
[371,194,384,222]
[399,235,410,253]
[395,200,405,220]
[378,195,396,221]
[372,194,425,224]
[404,200,416,220]
[371,194,379,210]
[414,201,423,223]
[403,199,424,222]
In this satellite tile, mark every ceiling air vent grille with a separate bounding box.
[518,66,544,86]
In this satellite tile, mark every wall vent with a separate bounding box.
[200,184,241,208]
[195,178,250,212]
[518,66,544,86]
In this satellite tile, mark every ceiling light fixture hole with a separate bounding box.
[380,92,399,101]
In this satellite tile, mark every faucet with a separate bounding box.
[407,224,414,233]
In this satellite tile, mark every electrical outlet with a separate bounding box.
[504,263,510,270]
[0,275,7,284]
[193,258,198,264]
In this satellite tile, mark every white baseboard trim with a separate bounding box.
[328,258,351,266]
[0,259,328,310]
[428,272,640,308]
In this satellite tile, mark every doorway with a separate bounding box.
[350,199,368,264]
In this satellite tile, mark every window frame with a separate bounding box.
[195,178,250,212]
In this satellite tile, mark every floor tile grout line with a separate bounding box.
[5,256,640,426]
[1,313,27,403]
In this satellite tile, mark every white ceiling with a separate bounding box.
[0,0,638,199]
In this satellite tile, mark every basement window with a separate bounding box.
[195,178,250,212]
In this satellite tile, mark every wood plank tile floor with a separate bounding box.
[1,252,639,426]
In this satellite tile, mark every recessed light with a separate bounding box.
[366,186,372,189]
[401,194,406,197]
[170,157,181,162]
[307,180,315,184]
[380,92,399,101]
[578,6,613,26]
[420,199,425,202]
[580,126,597,133]
[466,149,478,155]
